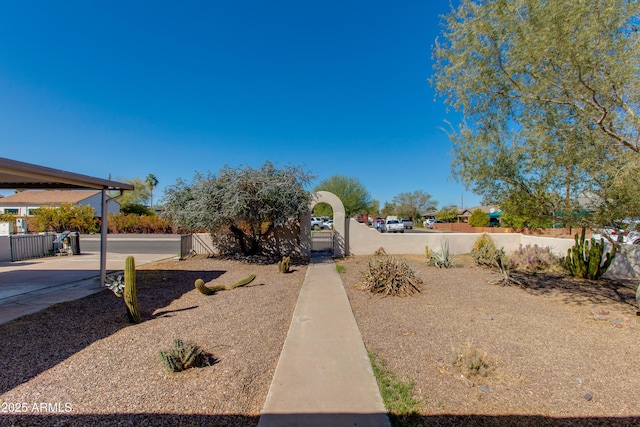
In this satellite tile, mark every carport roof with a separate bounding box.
[0,157,134,190]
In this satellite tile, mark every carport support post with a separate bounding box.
[99,189,108,287]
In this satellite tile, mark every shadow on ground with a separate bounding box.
[3,413,640,427]
[0,269,224,395]
[506,271,638,310]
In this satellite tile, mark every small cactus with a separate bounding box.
[124,256,141,323]
[195,275,256,294]
[228,274,256,289]
[278,256,290,273]
[159,339,207,373]
[195,278,225,295]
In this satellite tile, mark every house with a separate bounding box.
[0,190,120,218]
[464,205,503,225]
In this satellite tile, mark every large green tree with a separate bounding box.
[162,162,313,255]
[392,190,438,222]
[432,0,640,228]
[313,175,372,217]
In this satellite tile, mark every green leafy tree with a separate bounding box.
[145,173,159,209]
[381,201,397,218]
[121,203,153,216]
[435,206,459,223]
[367,199,380,218]
[392,190,438,223]
[313,175,372,217]
[468,209,490,227]
[32,203,97,233]
[162,161,313,255]
[432,0,640,229]
[114,177,151,207]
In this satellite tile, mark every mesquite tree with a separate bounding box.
[162,161,313,255]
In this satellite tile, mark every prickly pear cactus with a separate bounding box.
[124,256,141,323]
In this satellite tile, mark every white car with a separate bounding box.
[592,221,640,245]
[322,220,334,229]
[311,217,324,230]
[423,219,435,228]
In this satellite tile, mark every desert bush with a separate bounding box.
[508,244,563,272]
[450,342,495,379]
[107,213,173,233]
[468,209,490,227]
[356,256,422,296]
[471,233,502,267]
[32,204,98,233]
[428,240,457,268]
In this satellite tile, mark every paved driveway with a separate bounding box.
[0,234,180,325]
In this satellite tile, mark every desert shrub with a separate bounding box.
[32,204,98,233]
[107,213,173,233]
[428,240,457,268]
[468,209,490,227]
[471,233,502,267]
[508,244,563,272]
[450,342,495,379]
[356,256,422,296]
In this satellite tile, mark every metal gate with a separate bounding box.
[311,231,333,253]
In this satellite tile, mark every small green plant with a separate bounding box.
[278,255,291,273]
[356,256,422,296]
[450,342,495,379]
[429,241,457,268]
[159,339,212,373]
[369,351,421,424]
[424,245,433,259]
[336,263,346,274]
[565,228,616,279]
[471,233,501,267]
[488,253,523,286]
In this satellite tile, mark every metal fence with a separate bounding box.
[311,231,333,253]
[180,233,216,258]
[9,233,57,262]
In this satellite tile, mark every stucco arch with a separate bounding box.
[300,191,347,258]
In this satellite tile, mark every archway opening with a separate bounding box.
[301,191,346,258]
[311,202,334,252]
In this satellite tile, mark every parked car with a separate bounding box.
[592,221,640,245]
[322,220,334,230]
[401,218,413,229]
[311,217,323,230]
[423,218,435,228]
[380,216,405,233]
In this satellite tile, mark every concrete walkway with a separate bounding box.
[258,255,390,427]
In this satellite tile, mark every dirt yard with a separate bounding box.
[1,254,639,426]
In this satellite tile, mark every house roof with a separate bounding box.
[0,157,134,191]
[466,205,501,214]
[0,190,102,205]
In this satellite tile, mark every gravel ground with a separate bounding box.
[339,254,640,426]
[0,256,306,427]
[1,254,639,427]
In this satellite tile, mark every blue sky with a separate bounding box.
[0,0,479,209]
